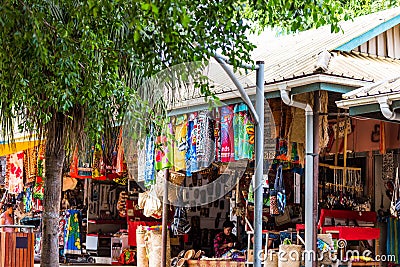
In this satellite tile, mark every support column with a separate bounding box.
[161,169,169,267]
[254,61,264,267]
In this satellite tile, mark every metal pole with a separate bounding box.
[305,104,314,267]
[161,168,169,267]
[312,92,320,267]
[254,61,264,267]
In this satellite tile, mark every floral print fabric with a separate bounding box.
[173,115,187,171]
[7,152,24,195]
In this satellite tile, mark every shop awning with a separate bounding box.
[0,135,42,157]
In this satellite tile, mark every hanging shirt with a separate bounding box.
[173,115,187,172]
[220,105,235,162]
[233,103,254,160]
[186,113,198,176]
[144,125,156,187]
[196,110,215,170]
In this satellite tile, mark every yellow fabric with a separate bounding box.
[0,140,42,157]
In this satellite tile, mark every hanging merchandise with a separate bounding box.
[115,127,126,175]
[196,110,215,170]
[173,115,188,172]
[171,207,191,235]
[214,108,221,162]
[155,121,174,171]
[144,125,156,187]
[24,147,38,184]
[233,103,254,160]
[390,168,400,218]
[137,142,146,182]
[319,91,330,152]
[271,165,286,216]
[220,105,235,162]
[23,187,33,213]
[92,146,106,180]
[380,121,386,155]
[143,187,162,219]
[0,156,6,186]
[63,209,82,255]
[7,151,24,195]
[186,112,198,176]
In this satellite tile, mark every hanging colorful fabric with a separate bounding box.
[144,125,156,187]
[214,108,221,162]
[63,209,82,255]
[7,152,24,195]
[115,127,126,175]
[24,147,38,184]
[34,144,45,201]
[233,103,254,160]
[173,115,187,172]
[155,122,174,171]
[220,105,235,162]
[0,156,6,186]
[186,113,198,176]
[118,248,136,265]
[92,146,106,180]
[196,110,215,170]
[275,165,286,215]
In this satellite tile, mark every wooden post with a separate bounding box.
[343,118,348,189]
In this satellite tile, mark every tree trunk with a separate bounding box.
[41,114,66,267]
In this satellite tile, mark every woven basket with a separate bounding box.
[169,171,186,186]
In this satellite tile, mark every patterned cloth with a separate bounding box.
[144,125,155,187]
[233,103,254,160]
[155,122,174,171]
[213,232,237,258]
[64,209,82,255]
[220,106,235,162]
[24,147,38,184]
[186,113,198,176]
[196,110,215,170]
[7,152,24,195]
[173,115,187,171]
[214,109,221,162]
[0,156,6,186]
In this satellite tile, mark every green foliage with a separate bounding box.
[0,0,255,147]
[246,0,400,34]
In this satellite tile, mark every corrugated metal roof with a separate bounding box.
[335,75,400,110]
[167,8,400,110]
[236,7,400,85]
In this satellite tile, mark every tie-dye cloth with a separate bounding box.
[196,110,215,170]
[173,115,187,171]
[7,152,24,195]
[233,103,254,160]
[220,105,235,162]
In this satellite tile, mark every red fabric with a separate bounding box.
[128,221,160,246]
[321,226,380,240]
[318,209,377,229]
